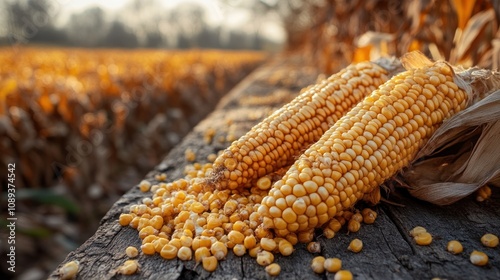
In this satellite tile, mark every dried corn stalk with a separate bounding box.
[400,66,500,205]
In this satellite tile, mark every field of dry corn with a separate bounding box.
[0,46,265,278]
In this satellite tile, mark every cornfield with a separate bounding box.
[0,46,264,277]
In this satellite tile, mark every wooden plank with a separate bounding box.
[48,57,500,280]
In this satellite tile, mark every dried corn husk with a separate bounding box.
[400,65,500,205]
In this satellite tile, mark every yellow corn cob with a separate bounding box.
[258,52,469,236]
[207,60,399,190]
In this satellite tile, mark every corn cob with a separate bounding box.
[258,52,469,235]
[207,59,400,190]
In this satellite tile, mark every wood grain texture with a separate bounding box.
[49,57,500,280]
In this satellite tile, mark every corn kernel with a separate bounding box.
[361,208,377,224]
[347,219,361,233]
[160,244,178,260]
[126,246,139,258]
[244,235,257,249]
[59,260,79,280]
[260,237,277,251]
[348,238,363,253]
[185,148,196,162]
[414,232,432,246]
[265,263,281,276]
[470,250,489,266]
[233,244,246,256]
[278,239,294,256]
[307,241,321,254]
[139,180,151,192]
[195,247,211,263]
[324,257,342,273]
[311,256,325,274]
[119,214,134,226]
[480,233,499,248]
[446,240,463,254]
[211,241,228,260]
[334,270,353,280]
[177,246,192,261]
[409,226,427,237]
[141,243,156,255]
[203,256,218,272]
[117,260,139,275]
[256,250,274,266]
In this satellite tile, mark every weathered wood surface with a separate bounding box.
[49,57,500,280]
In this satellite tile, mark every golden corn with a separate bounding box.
[307,241,321,253]
[334,270,353,280]
[117,260,139,275]
[202,256,218,272]
[265,263,281,276]
[278,239,294,256]
[194,247,211,263]
[207,61,391,190]
[470,250,489,266]
[233,244,247,256]
[324,258,342,273]
[414,232,433,246]
[410,226,427,237]
[481,233,499,248]
[311,256,326,274]
[260,53,468,236]
[446,240,463,254]
[348,238,363,253]
[476,185,492,202]
[256,250,274,266]
[126,246,139,258]
[59,261,79,280]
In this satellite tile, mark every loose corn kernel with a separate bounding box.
[244,235,257,249]
[139,180,151,192]
[470,250,489,266]
[59,260,79,280]
[311,256,326,274]
[141,243,156,255]
[139,226,158,239]
[202,256,218,272]
[260,237,277,251]
[117,260,139,275]
[119,214,134,226]
[278,239,294,256]
[211,241,228,260]
[446,240,463,254]
[410,226,427,237]
[185,148,196,162]
[154,173,167,181]
[194,247,211,263]
[334,270,353,280]
[476,185,492,202]
[126,246,139,258]
[324,258,342,273]
[414,232,433,246]
[257,176,272,190]
[348,238,363,253]
[323,228,336,239]
[347,219,361,233]
[233,244,247,256]
[177,246,193,261]
[160,244,178,260]
[351,213,363,223]
[249,245,262,258]
[256,250,274,266]
[361,208,377,224]
[228,230,245,244]
[481,233,499,248]
[265,263,281,276]
[307,241,321,254]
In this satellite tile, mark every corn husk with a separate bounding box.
[399,60,500,205]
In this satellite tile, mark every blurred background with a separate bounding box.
[0,0,498,279]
